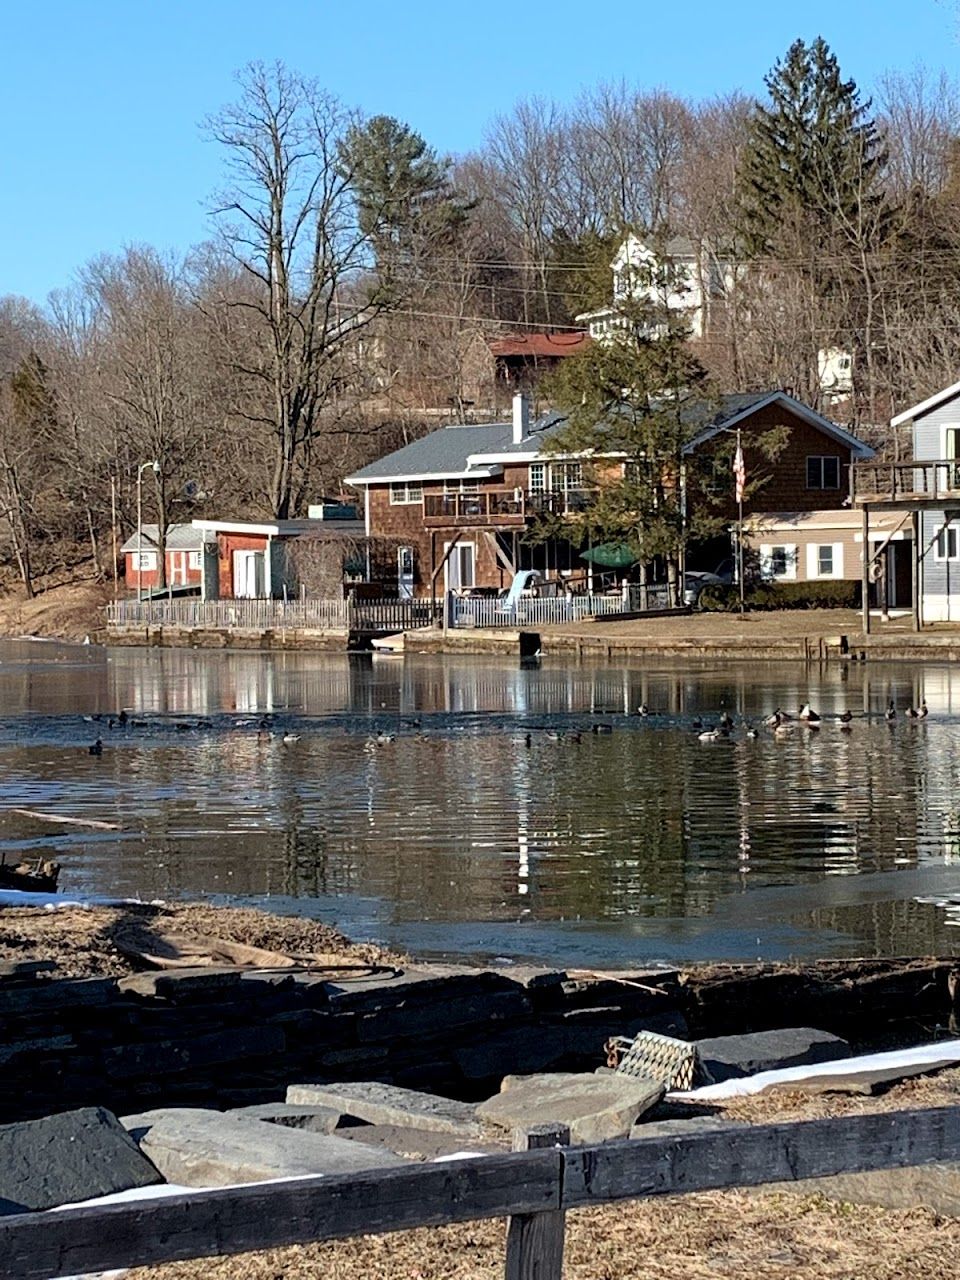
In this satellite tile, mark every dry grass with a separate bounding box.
[0,901,396,977]
[128,1190,960,1279]
[0,578,111,641]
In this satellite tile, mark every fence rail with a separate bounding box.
[1,1105,957,1280]
[106,597,439,632]
[452,586,670,628]
[852,458,960,504]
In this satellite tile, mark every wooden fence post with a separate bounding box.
[504,1123,569,1280]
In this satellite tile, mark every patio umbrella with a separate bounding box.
[580,543,636,569]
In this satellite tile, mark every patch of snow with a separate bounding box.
[670,1038,960,1101]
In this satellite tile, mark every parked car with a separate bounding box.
[683,560,735,607]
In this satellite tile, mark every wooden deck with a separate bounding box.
[851,459,960,509]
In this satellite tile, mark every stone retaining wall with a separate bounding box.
[0,959,953,1124]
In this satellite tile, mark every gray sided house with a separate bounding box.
[887,382,960,623]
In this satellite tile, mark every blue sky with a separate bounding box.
[2,0,957,304]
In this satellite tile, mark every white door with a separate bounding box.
[233,549,265,598]
[444,541,476,593]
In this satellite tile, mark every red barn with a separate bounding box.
[121,524,204,593]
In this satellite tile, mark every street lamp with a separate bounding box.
[136,460,160,602]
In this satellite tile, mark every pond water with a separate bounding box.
[2,640,960,967]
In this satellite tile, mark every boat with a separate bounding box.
[370,632,405,655]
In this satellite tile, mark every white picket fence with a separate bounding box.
[451,587,670,629]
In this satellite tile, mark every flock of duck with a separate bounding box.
[82,698,932,756]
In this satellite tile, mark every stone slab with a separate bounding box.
[139,1110,406,1186]
[757,1059,958,1098]
[630,1115,744,1140]
[695,1028,850,1083]
[286,1081,482,1137]
[477,1072,664,1144]
[0,1106,162,1214]
[230,1102,346,1133]
[339,1123,504,1161]
[767,1164,960,1216]
[119,1107,222,1143]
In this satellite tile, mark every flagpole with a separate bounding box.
[736,427,745,615]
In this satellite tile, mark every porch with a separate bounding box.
[850,459,960,509]
[421,488,594,527]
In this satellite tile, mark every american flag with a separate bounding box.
[733,440,746,505]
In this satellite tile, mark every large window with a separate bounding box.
[806,456,841,489]
[389,481,423,505]
[935,524,960,561]
[551,462,583,492]
[528,463,546,495]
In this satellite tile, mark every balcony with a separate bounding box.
[421,488,595,527]
[851,459,960,508]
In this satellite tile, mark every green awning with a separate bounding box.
[580,542,637,569]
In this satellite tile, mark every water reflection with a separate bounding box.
[0,640,959,965]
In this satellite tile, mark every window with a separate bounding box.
[807,542,843,579]
[759,543,797,580]
[188,551,202,570]
[943,428,960,488]
[551,462,583,492]
[389,481,423,505]
[131,551,156,571]
[455,544,475,588]
[807,456,841,489]
[528,463,546,494]
[935,525,960,561]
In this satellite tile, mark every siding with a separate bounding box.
[913,393,960,607]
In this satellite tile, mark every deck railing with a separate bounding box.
[422,488,596,526]
[1,1105,957,1280]
[851,458,960,504]
[106,597,439,632]
[452,586,669,628]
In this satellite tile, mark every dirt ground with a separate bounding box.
[0,577,111,642]
[0,901,395,976]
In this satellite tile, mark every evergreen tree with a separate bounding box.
[338,116,471,269]
[738,37,887,253]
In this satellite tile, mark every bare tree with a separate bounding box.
[206,62,389,518]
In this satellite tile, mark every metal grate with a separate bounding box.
[607,1030,704,1091]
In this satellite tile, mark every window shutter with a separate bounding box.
[783,545,798,580]
[759,543,773,579]
[806,544,819,580]
[832,542,844,578]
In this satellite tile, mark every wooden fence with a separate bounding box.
[1,1106,958,1280]
[106,597,439,633]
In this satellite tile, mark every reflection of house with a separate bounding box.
[744,509,913,606]
[121,524,204,592]
[346,390,873,598]
[193,504,364,600]
[488,331,590,391]
[853,380,960,624]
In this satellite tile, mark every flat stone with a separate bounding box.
[119,1107,221,1143]
[768,1164,960,1216]
[139,1111,406,1186]
[286,1081,481,1137]
[631,1115,744,1140]
[0,1106,162,1214]
[757,1059,958,1098]
[477,1072,664,1144]
[695,1028,850,1083]
[230,1103,346,1133]
[339,1124,504,1161]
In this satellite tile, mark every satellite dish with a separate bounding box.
[183,481,209,502]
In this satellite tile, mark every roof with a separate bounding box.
[890,380,960,428]
[487,332,590,359]
[345,391,874,485]
[120,524,204,554]
[681,391,875,459]
[746,509,909,534]
[346,422,515,484]
[192,519,364,538]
